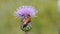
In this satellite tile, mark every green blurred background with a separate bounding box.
[0,0,58,34]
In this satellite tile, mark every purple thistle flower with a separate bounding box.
[15,6,37,18]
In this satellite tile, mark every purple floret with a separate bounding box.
[15,6,37,18]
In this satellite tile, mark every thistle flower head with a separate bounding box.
[15,6,37,18]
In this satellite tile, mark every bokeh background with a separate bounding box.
[0,0,59,34]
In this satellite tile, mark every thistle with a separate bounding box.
[15,5,37,34]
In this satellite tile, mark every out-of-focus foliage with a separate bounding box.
[0,0,58,34]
